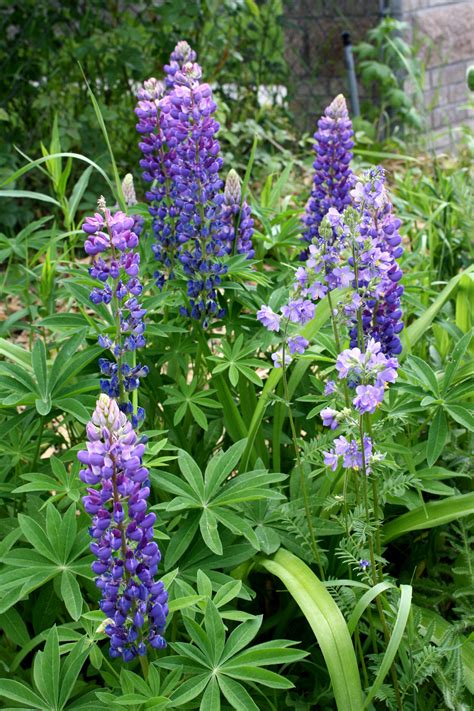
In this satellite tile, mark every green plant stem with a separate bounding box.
[365,417,384,581]
[326,288,351,408]
[139,654,149,680]
[31,416,45,471]
[359,416,402,710]
[281,332,324,578]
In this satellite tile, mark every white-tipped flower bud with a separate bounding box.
[122,174,137,207]
[224,169,241,205]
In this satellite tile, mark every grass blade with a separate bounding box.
[259,548,364,710]
[364,585,412,708]
[383,493,474,543]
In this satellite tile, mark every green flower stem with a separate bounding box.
[326,288,351,408]
[281,326,324,578]
[105,212,125,402]
[139,654,149,680]
[359,415,402,710]
[365,416,384,581]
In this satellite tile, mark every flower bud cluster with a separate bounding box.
[78,394,167,661]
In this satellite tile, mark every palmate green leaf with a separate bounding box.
[444,404,474,431]
[0,337,32,368]
[213,580,242,609]
[217,676,258,711]
[382,492,474,542]
[0,607,30,647]
[213,509,259,549]
[54,397,91,424]
[168,595,205,614]
[259,548,363,711]
[39,313,91,331]
[211,471,286,506]
[204,439,247,497]
[164,512,200,569]
[59,639,89,710]
[222,665,293,689]
[178,449,205,500]
[426,407,448,467]
[189,402,209,430]
[169,674,209,706]
[60,570,83,621]
[224,640,305,668]
[32,338,49,400]
[0,680,47,710]
[200,509,222,555]
[199,677,220,711]
[18,514,58,563]
[205,601,226,665]
[33,625,60,710]
[0,362,38,395]
[220,617,262,663]
[49,331,86,392]
[405,355,440,395]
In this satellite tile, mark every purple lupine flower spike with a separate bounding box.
[82,198,148,423]
[302,94,354,247]
[78,394,167,661]
[348,167,404,356]
[159,57,227,325]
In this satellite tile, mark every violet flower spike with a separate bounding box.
[301,94,354,248]
[82,197,148,425]
[78,394,168,661]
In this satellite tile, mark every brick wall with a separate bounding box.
[283,0,474,149]
[405,0,473,149]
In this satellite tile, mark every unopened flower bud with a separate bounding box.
[122,174,137,207]
[224,169,241,205]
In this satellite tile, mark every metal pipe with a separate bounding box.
[342,31,360,117]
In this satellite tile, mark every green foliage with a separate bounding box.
[354,17,426,141]
[0,13,473,710]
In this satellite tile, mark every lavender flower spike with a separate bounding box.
[78,394,168,661]
[302,94,354,247]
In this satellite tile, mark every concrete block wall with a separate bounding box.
[283,0,474,149]
[405,0,473,149]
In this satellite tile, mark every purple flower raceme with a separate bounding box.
[135,42,254,326]
[288,167,404,361]
[334,337,398,415]
[323,434,375,474]
[78,394,168,661]
[82,198,148,425]
[301,94,354,249]
[347,167,404,356]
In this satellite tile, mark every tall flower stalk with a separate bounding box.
[135,41,254,326]
[79,197,168,662]
[301,94,354,249]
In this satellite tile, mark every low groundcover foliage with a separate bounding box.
[0,39,473,711]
